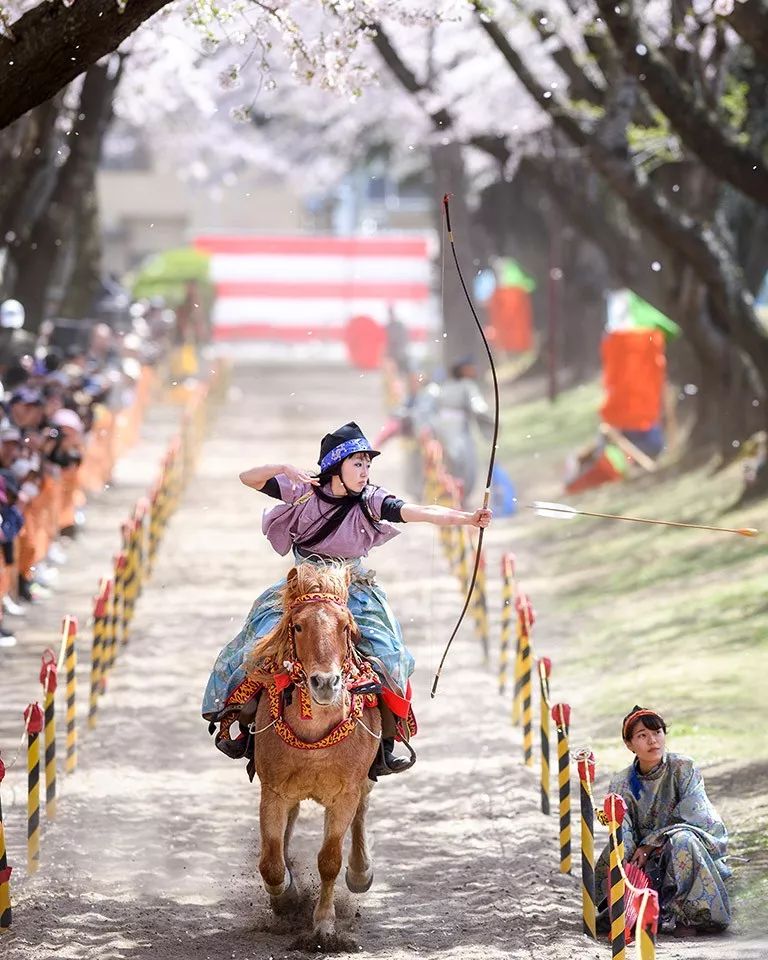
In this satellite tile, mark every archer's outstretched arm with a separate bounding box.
[400,503,492,528]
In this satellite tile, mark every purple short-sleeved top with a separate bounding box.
[262,475,401,559]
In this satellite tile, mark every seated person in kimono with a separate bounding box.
[596,705,731,936]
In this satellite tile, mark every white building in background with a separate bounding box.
[97,149,309,277]
[97,133,433,279]
[97,132,439,360]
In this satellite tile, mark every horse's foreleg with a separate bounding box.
[314,795,358,937]
[284,802,300,858]
[259,789,296,908]
[346,785,374,893]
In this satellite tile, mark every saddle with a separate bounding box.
[210,665,417,781]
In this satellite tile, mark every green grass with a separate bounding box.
[497,375,768,913]
[501,379,601,461]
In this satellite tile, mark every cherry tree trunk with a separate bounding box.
[428,141,490,371]
[12,62,119,331]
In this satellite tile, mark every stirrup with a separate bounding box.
[215,730,250,759]
[368,738,416,781]
[213,710,250,759]
[387,737,416,772]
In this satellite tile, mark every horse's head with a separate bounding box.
[285,564,357,706]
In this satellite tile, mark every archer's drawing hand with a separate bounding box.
[282,464,319,486]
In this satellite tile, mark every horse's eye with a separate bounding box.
[294,623,302,633]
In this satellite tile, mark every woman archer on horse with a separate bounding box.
[202,420,492,777]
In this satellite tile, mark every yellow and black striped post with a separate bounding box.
[126,516,141,629]
[62,616,78,775]
[444,475,464,576]
[89,582,109,730]
[111,545,124,648]
[604,793,627,960]
[499,554,514,695]
[511,582,534,726]
[552,702,572,873]
[576,749,597,939]
[24,703,44,874]
[165,446,176,521]
[421,441,439,504]
[538,657,552,815]
[433,463,457,568]
[101,575,119,691]
[511,619,523,725]
[455,525,471,595]
[636,888,658,960]
[151,470,166,563]
[113,549,127,646]
[147,482,162,575]
[0,754,12,929]
[121,520,134,634]
[160,444,176,528]
[472,551,489,664]
[164,446,177,524]
[517,594,535,765]
[134,501,148,595]
[122,524,137,639]
[39,649,58,820]
[166,440,182,516]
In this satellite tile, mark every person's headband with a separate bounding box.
[319,437,375,473]
[622,709,664,741]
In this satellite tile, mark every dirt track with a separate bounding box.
[0,364,763,960]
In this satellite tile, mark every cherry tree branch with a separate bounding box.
[468,1,768,368]
[369,22,510,163]
[594,0,768,206]
[526,5,605,105]
[726,0,768,66]
[0,0,172,131]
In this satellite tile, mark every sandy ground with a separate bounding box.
[0,364,764,960]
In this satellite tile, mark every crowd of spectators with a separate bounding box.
[0,301,168,649]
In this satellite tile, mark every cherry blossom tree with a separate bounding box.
[2,0,768,494]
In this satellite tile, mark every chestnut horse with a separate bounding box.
[246,563,382,946]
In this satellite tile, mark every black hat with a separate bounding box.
[318,421,380,472]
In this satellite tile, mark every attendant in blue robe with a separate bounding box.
[596,705,731,936]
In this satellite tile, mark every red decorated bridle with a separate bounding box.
[259,592,379,750]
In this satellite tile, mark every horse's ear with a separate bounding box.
[286,567,299,595]
[344,565,353,586]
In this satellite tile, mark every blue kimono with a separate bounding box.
[596,753,731,931]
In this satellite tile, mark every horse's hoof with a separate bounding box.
[290,931,358,954]
[267,869,299,915]
[345,866,374,893]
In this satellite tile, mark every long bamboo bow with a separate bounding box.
[431,194,501,698]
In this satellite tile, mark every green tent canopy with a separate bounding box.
[496,258,537,293]
[131,248,211,307]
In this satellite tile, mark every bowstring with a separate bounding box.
[427,221,450,681]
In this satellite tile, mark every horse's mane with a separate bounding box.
[246,563,351,679]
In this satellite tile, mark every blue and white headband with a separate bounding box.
[319,437,376,473]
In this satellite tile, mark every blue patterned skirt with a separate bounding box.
[202,554,415,719]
